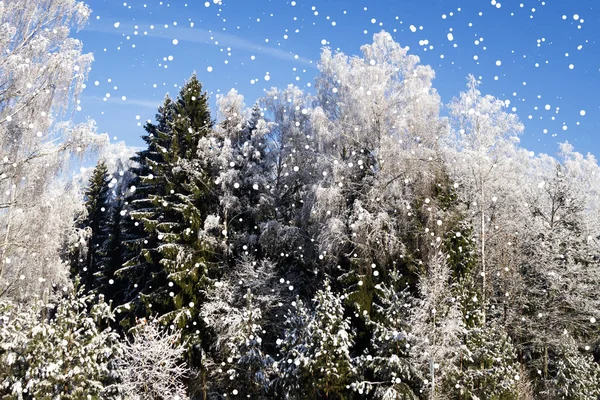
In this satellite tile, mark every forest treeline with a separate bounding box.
[1,1,600,399]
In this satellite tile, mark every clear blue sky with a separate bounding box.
[76,0,599,158]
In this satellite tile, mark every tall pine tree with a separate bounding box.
[116,95,177,330]
[70,161,111,293]
[153,75,215,336]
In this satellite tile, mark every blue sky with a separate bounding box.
[76,0,599,158]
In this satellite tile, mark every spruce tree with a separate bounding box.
[354,269,419,399]
[116,95,177,330]
[70,161,111,293]
[0,285,121,398]
[216,100,274,258]
[147,74,216,352]
[221,289,274,398]
[278,280,355,399]
[551,335,600,400]
[96,191,128,310]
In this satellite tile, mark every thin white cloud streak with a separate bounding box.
[85,22,316,68]
[81,95,162,109]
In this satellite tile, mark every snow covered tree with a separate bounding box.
[445,75,526,323]
[549,335,600,400]
[446,321,520,399]
[353,268,419,399]
[0,0,107,300]
[149,74,216,345]
[110,318,188,399]
[199,255,282,398]
[410,243,463,399]
[0,284,121,399]
[116,95,177,330]
[514,152,600,395]
[218,289,274,398]
[211,90,274,260]
[277,279,355,399]
[69,160,111,293]
[310,32,448,330]
[258,84,320,280]
[275,296,312,398]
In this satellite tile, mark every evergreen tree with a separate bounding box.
[70,161,111,293]
[278,280,355,399]
[213,93,274,260]
[447,321,520,399]
[116,95,177,330]
[221,289,274,398]
[149,74,216,346]
[276,297,312,398]
[550,335,600,400]
[0,285,121,399]
[96,189,128,311]
[353,269,419,399]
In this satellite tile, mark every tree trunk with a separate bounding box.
[481,184,486,325]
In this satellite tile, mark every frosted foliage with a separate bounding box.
[111,319,188,399]
[557,142,600,238]
[353,270,417,399]
[0,290,120,399]
[410,245,463,397]
[311,32,450,270]
[0,0,108,299]
[516,154,600,347]
[278,281,355,398]
[316,31,443,156]
[448,75,523,153]
[216,88,246,140]
[262,84,320,195]
[445,75,527,220]
[200,257,279,395]
[201,257,280,352]
[443,76,528,306]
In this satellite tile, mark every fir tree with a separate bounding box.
[447,321,520,399]
[214,97,274,259]
[550,335,600,400]
[278,280,355,399]
[96,190,128,311]
[221,289,274,398]
[153,75,215,328]
[70,161,111,293]
[116,95,177,330]
[0,285,121,399]
[353,269,419,399]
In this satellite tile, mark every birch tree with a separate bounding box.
[410,243,463,399]
[111,318,188,399]
[445,75,525,322]
[0,0,107,299]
